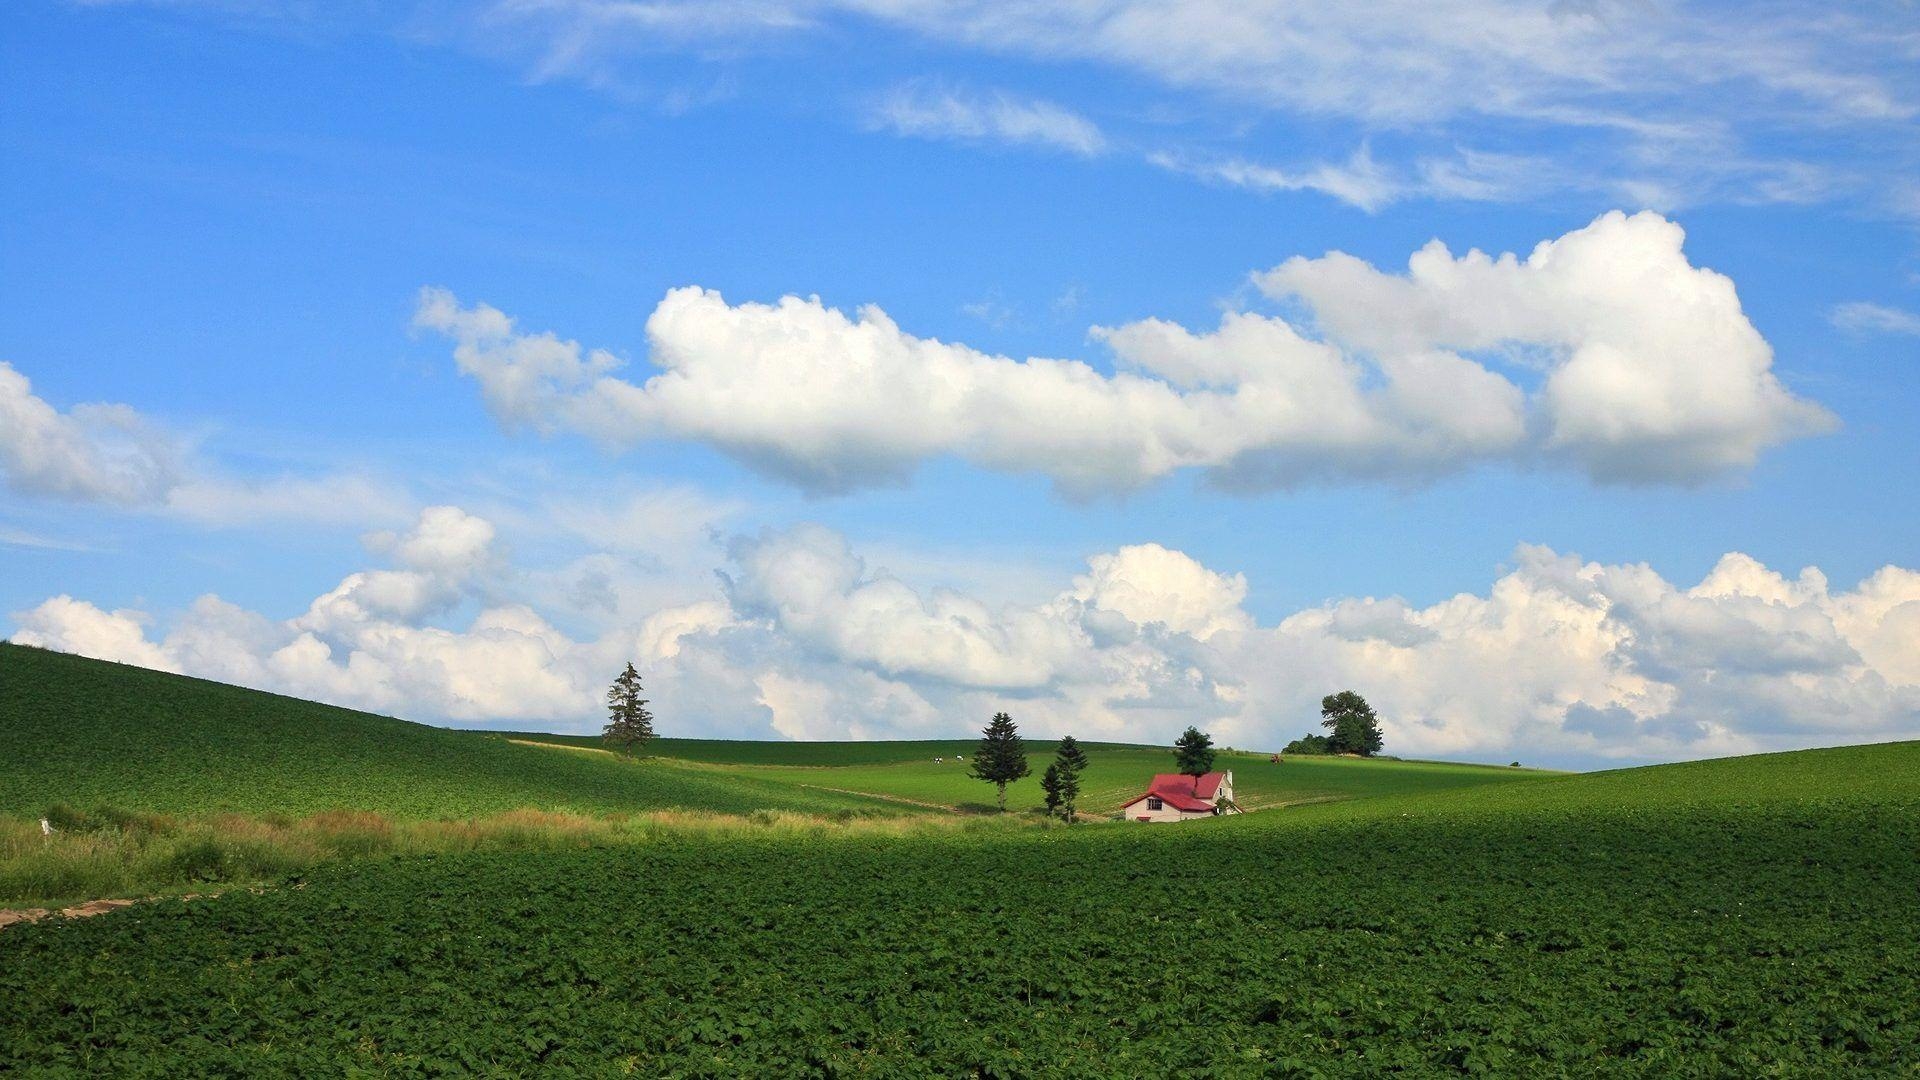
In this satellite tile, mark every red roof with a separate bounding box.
[1121,771,1228,813]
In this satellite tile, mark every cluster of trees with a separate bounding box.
[968,712,1091,822]
[605,665,1383,817]
[1039,737,1088,822]
[1282,691,1384,756]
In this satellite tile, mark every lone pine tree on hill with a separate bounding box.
[1321,690,1384,756]
[602,663,655,755]
[1041,735,1089,822]
[1174,726,1215,776]
[969,712,1030,812]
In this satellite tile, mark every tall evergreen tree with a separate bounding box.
[1040,762,1067,820]
[968,712,1030,812]
[602,662,655,755]
[1055,734,1089,776]
[1173,726,1215,776]
[1320,690,1384,756]
[1048,735,1089,822]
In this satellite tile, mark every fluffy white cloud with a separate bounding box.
[723,524,1078,689]
[1255,210,1836,482]
[0,361,181,504]
[420,211,1829,494]
[11,596,179,674]
[871,82,1106,157]
[0,360,408,525]
[297,506,499,634]
[13,509,1918,765]
[1068,543,1251,640]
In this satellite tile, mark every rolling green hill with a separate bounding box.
[694,748,1553,815]
[487,731,1157,766]
[0,643,908,820]
[3,641,1554,825]
[6,642,1918,1073]
[5,736,1916,1074]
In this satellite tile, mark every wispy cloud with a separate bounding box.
[79,1,1920,216]
[0,524,107,553]
[1831,301,1920,337]
[1147,145,1402,212]
[870,82,1107,157]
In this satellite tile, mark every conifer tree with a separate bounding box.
[968,711,1030,812]
[603,662,655,755]
[1040,762,1067,820]
[1173,726,1215,776]
[1049,735,1089,823]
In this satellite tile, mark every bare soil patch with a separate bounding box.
[0,897,136,931]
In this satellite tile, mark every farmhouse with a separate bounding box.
[1120,771,1236,822]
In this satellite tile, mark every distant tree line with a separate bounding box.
[1283,691,1384,756]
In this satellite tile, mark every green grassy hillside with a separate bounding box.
[5,740,1916,1075]
[2,643,1548,825]
[701,748,1552,815]
[489,731,1157,766]
[0,644,907,820]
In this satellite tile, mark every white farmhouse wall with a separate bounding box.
[1120,796,1190,823]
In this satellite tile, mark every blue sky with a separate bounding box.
[4,1,1918,767]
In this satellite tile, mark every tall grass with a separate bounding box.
[1,805,1036,907]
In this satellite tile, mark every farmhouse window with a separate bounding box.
[1147,797,1163,811]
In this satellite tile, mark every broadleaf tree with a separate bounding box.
[1173,726,1215,776]
[603,663,656,755]
[969,712,1030,812]
[1321,690,1384,756]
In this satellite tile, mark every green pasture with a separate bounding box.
[0,644,908,820]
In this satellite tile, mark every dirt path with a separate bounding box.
[796,785,965,813]
[507,738,620,757]
[0,898,137,931]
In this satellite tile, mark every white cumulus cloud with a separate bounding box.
[0,361,181,505]
[0,360,409,526]
[12,511,1918,766]
[419,211,1831,495]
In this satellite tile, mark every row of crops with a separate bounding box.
[6,796,1916,1075]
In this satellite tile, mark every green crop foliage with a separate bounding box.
[4,768,1916,1075]
[5,641,1917,1074]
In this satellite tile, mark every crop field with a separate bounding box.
[5,743,1917,1075]
[4,644,1917,1074]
